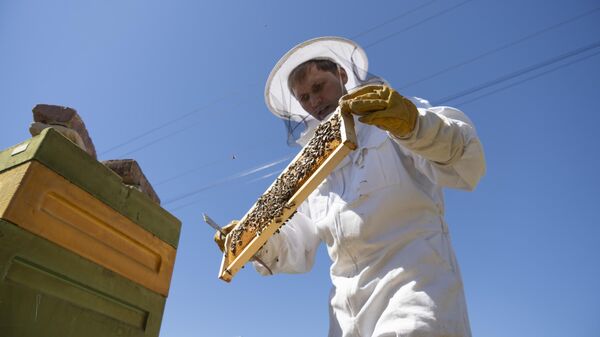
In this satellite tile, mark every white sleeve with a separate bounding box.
[392,105,486,191]
[252,202,321,275]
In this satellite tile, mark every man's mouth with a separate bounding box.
[316,105,333,120]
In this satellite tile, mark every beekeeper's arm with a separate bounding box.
[216,202,321,276]
[251,202,320,275]
[340,85,485,190]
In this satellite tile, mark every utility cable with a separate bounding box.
[99,88,256,157]
[116,100,247,157]
[163,155,292,206]
[154,140,279,187]
[363,0,473,49]
[350,0,439,39]
[155,157,229,187]
[398,6,600,90]
[170,169,285,211]
[433,40,600,105]
[168,41,600,210]
[244,169,283,185]
[453,49,600,107]
[162,20,600,208]
[105,0,592,198]
[99,0,472,156]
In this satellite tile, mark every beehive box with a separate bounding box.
[0,219,166,336]
[0,128,181,337]
[219,111,356,282]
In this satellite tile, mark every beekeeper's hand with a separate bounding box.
[29,122,88,152]
[339,85,418,138]
[213,220,239,253]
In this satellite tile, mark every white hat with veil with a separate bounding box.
[264,36,386,146]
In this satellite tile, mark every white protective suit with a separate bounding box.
[258,37,486,337]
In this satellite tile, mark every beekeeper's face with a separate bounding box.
[290,63,348,121]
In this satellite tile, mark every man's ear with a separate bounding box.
[339,67,348,85]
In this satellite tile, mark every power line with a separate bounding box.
[154,140,275,187]
[162,6,600,213]
[350,0,439,40]
[105,0,594,207]
[136,7,595,158]
[158,7,600,205]
[150,128,285,186]
[169,168,285,212]
[163,32,600,209]
[100,2,463,159]
[99,0,468,161]
[117,100,246,157]
[125,4,473,191]
[363,0,473,49]
[244,169,283,185]
[453,49,600,107]
[163,155,292,206]
[433,40,600,105]
[155,157,229,187]
[99,89,254,157]
[167,41,600,211]
[398,6,600,90]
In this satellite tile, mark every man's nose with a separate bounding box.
[309,95,322,109]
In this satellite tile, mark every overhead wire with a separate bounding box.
[93,2,599,212]
[163,4,600,209]
[100,0,467,160]
[350,0,439,40]
[398,6,600,90]
[104,0,588,162]
[433,40,600,105]
[124,14,596,158]
[453,49,600,107]
[363,0,473,49]
[244,169,283,185]
[154,139,282,187]
[163,154,292,206]
[170,167,285,212]
[116,99,248,157]
[168,39,600,210]
[155,157,230,187]
[111,2,464,185]
[99,92,249,156]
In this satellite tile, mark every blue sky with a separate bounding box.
[1,0,599,336]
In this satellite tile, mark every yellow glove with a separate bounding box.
[339,85,418,138]
[213,220,239,253]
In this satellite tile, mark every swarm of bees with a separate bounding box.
[228,114,342,254]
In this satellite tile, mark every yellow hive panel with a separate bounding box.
[0,161,176,296]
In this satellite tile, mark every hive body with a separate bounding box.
[0,128,181,337]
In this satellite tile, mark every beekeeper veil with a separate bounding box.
[265,36,386,146]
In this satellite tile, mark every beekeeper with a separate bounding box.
[217,36,485,337]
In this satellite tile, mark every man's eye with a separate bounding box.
[313,83,323,92]
[300,95,309,102]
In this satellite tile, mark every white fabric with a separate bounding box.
[254,101,486,337]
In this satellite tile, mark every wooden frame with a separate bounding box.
[219,111,357,282]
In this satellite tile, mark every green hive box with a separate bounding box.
[0,128,182,337]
